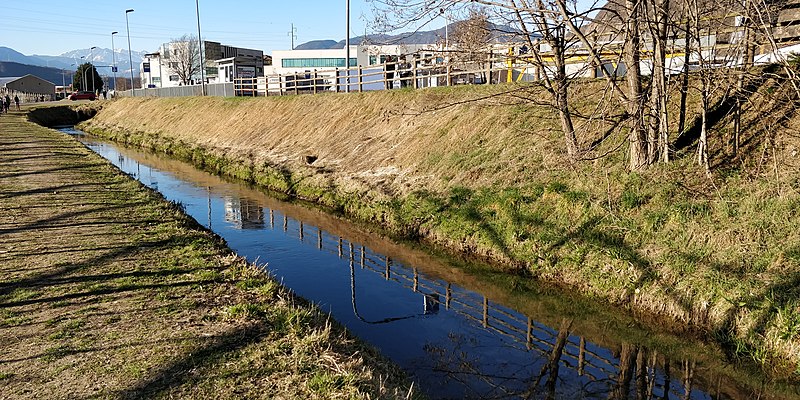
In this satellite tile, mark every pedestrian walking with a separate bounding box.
[14,95,20,111]
[3,95,10,113]
[384,55,396,90]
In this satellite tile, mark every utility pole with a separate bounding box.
[345,0,350,93]
[288,23,297,50]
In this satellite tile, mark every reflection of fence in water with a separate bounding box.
[265,209,625,383]
[210,200,721,397]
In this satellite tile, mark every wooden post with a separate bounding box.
[299,222,304,241]
[317,229,322,249]
[578,337,586,376]
[446,64,452,86]
[486,51,493,84]
[269,209,274,228]
[384,256,390,280]
[412,58,418,89]
[482,296,488,327]
[283,215,287,231]
[338,237,343,258]
[445,284,451,309]
[526,317,532,350]
[413,268,418,292]
[360,246,365,268]
[313,70,318,95]
[293,73,298,95]
[334,68,339,93]
[358,65,363,92]
[349,242,354,260]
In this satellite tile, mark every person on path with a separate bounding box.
[384,55,396,90]
[14,95,20,111]
[3,95,10,113]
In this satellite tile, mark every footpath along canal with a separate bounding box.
[63,127,799,400]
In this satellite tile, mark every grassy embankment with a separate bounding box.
[0,109,416,399]
[78,77,800,381]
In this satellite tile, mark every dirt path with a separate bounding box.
[0,109,413,399]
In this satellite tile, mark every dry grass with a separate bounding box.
[0,109,417,399]
[77,76,800,382]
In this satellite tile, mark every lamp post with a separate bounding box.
[61,69,66,99]
[345,0,350,93]
[111,31,118,91]
[87,46,97,92]
[195,0,206,95]
[125,9,135,96]
[80,56,87,91]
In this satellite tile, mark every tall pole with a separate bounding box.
[88,46,96,92]
[345,0,350,93]
[196,0,206,95]
[81,56,87,91]
[288,23,297,50]
[125,9,135,96]
[111,31,118,91]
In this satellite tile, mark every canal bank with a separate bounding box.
[71,81,800,383]
[0,110,415,399]
[72,82,800,380]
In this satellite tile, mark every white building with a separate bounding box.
[270,43,445,76]
[140,40,265,89]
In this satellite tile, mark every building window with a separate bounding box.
[169,75,179,82]
[281,58,357,68]
[369,55,377,65]
[152,77,161,83]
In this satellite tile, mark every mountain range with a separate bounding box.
[0,46,147,78]
[295,22,520,50]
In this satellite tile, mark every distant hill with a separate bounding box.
[0,46,146,77]
[0,61,72,85]
[294,40,341,50]
[295,23,523,50]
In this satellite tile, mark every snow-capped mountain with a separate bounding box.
[0,46,147,77]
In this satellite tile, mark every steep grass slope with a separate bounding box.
[79,80,800,381]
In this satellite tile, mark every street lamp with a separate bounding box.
[80,56,87,91]
[195,0,206,95]
[345,0,350,93]
[111,31,118,91]
[87,46,97,92]
[125,9,135,96]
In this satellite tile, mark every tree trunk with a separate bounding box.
[554,44,579,158]
[678,17,691,136]
[609,343,639,400]
[625,0,648,170]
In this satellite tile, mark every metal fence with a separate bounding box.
[116,82,234,98]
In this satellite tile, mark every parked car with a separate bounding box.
[68,91,96,101]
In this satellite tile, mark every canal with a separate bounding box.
[65,128,794,399]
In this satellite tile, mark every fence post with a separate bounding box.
[358,65,363,92]
[313,70,318,95]
[334,68,339,93]
[446,64,452,86]
[294,73,299,95]
[412,59,418,89]
[486,51,493,84]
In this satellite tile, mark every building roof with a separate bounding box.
[0,77,23,87]
[0,74,56,88]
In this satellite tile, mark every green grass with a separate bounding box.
[73,79,800,385]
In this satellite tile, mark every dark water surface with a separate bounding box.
[65,129,795,400]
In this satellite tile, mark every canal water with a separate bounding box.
[65,129,793,400]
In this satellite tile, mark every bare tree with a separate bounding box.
[450,8,493,82]
[167,34,201,85]
[372,0,594,159]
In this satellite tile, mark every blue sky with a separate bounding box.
[1,0,376,56]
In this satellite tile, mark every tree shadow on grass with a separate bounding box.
[113,323,268,400]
